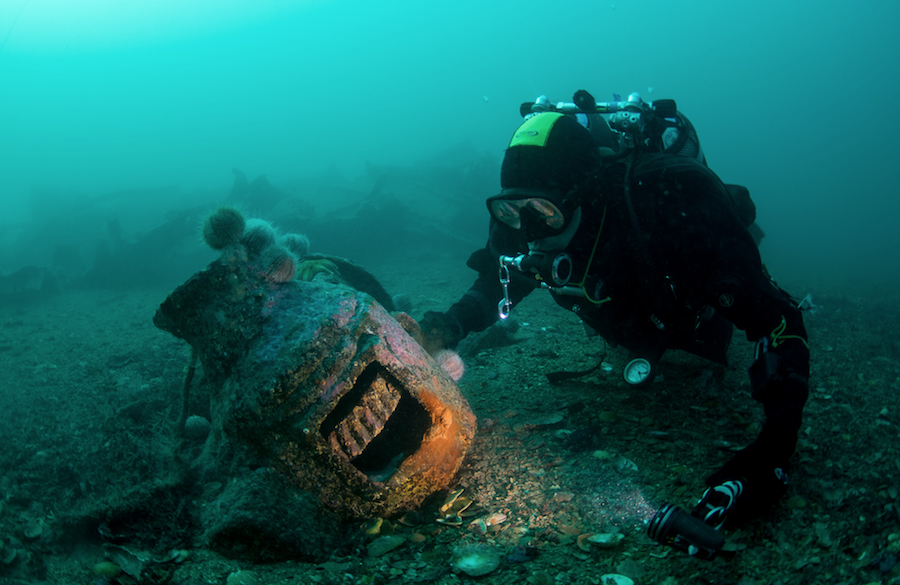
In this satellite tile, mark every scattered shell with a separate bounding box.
[1,547,17,565]
[484,512,507,526]
[616,457,639,472]
[398,510,422,526]
[587,532,625,548]
[104,544,151,580]
[552,491,575,503]
[526,413,565,427]
[409,532,427,544]
[362,517,386,536]
[295,258,339,282]
[437,514,463,527]
[461,504,484,518]
[722,541,749,552]
[439,488,468,514]
[527,570,555,585]
[599,575,634,585]
[468,518,487,533]
[202,481,224,499]
[576,533,595,552]
[598,411,619,423]
[392,560,427,571]
[450,544,501,577]
[152,549,190,563]
[226,570,259,585]
[438,488,473,523]
[593,450,613,461]
[23,520,43,539]
[366,535,406,557]
[93,561,122,577]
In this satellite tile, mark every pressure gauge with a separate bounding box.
[623,358,653,385]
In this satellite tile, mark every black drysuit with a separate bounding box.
[442,152,810,521]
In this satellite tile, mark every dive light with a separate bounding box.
[647,503,724,560]
[647,479,744,560]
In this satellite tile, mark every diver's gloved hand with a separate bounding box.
[705,426,793,527]
[417,311,463,356]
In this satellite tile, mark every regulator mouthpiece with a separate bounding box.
[496,252,574,320]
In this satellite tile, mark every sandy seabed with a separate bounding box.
[1,251,899,585]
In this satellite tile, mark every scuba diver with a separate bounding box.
[419,90,810,541]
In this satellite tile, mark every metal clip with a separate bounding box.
[498,260,513,320]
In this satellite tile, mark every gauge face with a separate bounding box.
[624,358,652,385]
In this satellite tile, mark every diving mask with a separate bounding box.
[487,188,567,232]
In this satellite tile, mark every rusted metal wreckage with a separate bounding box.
[154,247,476,521]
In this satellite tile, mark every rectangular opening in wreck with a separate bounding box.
[319,363,431,481]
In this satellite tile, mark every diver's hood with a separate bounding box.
[497,112,600,236]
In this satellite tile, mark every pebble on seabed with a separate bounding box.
[450,544,501,577]
[92,561,122,577]
[599,575,634,585]
[226,570,259,585]
[366,535,406,557]
[587,532,625,548]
